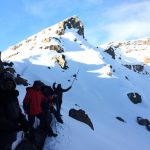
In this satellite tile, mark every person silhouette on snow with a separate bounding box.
[53,82,72,116]
[0,77,29,150]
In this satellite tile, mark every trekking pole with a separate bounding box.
[71,69,79,87]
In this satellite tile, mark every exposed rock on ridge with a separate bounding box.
[57,16,84,37]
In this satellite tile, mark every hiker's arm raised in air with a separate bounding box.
[62,86,72,92]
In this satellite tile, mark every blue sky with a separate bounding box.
[0,0,150,51]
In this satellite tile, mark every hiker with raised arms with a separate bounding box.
[53,82,72,116]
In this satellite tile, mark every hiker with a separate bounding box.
[23,81,57,139]
[53,82,72,116]
[41,85,63,124]
[0,77,29,150]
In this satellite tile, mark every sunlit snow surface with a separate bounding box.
[2,25,150,150]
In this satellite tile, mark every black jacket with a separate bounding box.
[0,89,21,133]
[53,83,71,102]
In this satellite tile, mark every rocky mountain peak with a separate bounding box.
[2,16,86,70]
[57,16,84,37]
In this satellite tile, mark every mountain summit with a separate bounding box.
[1,16,150,150]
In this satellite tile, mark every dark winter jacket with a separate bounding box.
[53,83,71,102]
[0,89,21,133]
[23,87,46,115]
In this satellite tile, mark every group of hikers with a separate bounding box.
[0,71,72,150]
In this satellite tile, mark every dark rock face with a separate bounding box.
[124,64,144,73]
[69,108,94,130]
[104,47,115,59]
[137,117,150,126]
[127,93,142,104]
[57,16,84,38]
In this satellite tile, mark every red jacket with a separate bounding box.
[23,87,46,115]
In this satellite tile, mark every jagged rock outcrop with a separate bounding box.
[101,38,150,78]
[56,16,84,37]
[52,54,68,69]
[124,64,145,73]
[104,47,115,59]
[69,108,94,130]
[49,45,64,53]
[12,43,22,51]
[127,92,142,104]
[118,38,150,47]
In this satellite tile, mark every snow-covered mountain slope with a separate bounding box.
[1,16,150,150]
[99,38,150,75]
[100,38,150,64]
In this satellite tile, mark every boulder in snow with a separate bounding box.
[127,92,142,104]
[69,108,94,130]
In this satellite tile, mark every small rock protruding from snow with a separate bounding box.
[137,117,150,132]
[127,93,142,104]
[116,117,126,123]
[137,117,150,126]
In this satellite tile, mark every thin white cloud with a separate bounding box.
[102,21,150,41]
[99,1,150,42]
